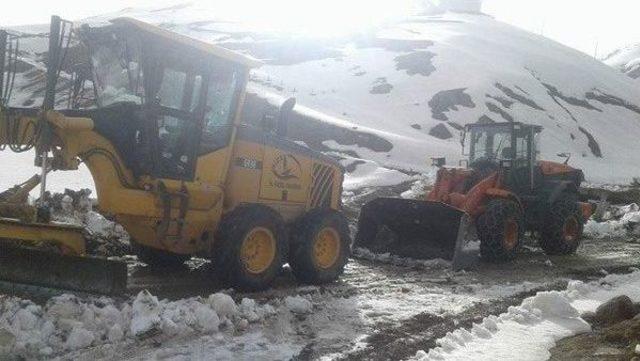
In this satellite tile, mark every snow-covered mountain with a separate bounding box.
[4,4,640,190]
[604,44,640,80]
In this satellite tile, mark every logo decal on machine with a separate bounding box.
[272,154,302,180]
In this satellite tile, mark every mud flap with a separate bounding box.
[0,244,127,295]
[354,198,478,270]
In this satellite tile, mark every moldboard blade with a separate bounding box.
[0,245,127,295]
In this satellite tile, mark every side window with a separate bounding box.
[154,68,201,179]
[515,136,529,161]
[157,69,186,109]
[492,132,511,160]
[200,70,240,154]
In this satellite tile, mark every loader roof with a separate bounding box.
[109,17,262,69]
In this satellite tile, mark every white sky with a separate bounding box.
[1,0,639,57]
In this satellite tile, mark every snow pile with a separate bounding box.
[353,247,451,269]
[0,290,286,359]
[48,189,130,255]
[412,269,640,361]
[584,203,640,239]
[341,158,418,192]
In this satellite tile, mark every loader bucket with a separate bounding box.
[354,198,477,270]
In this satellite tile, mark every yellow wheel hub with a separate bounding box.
[240,227,276,274]
[313,227,341,269]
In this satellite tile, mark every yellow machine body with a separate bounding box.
[0,17,344,261]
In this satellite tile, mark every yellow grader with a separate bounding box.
[0,17,349,293]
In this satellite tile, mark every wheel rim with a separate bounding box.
[503,218,519,251]
[562,217,580,243]
[313,227,341,269]
[240,227,276,274]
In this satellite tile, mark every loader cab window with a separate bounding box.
[469,125,513,164]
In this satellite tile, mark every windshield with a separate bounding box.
[469,125,512,163]
[90,33,143,107]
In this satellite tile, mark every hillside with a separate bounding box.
[604,44,640,79]
[4,5,640,192]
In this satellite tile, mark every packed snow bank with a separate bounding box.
[411,269,640,361]
[584,203,640,239]
[0,290,310,359]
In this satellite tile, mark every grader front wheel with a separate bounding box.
[214,206,286,291]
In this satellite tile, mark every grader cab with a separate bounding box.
[0,16,350,293]
[355,122,593,268]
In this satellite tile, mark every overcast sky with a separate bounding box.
[2,0,639,57]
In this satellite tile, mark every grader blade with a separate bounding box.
[354,198,477,270]
[0,219,127,295]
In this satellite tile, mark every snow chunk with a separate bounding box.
[65,327,94,350]
[522,291,580,319]
[239,298,261,323]
[194,304,220,332]
[130,291,162,337]
[107,324,124,343]
[207,293,239,320]
[285,296,313,314]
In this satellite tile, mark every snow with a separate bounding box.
[130,290,162,337]
[412,269,640,361]
[584,203,640,239]
[604,43,640,79]
[0,290,285,359]
[284,296,313,314]
[207,293,239,320]
[341,158,417,191]
[353,247,452,269]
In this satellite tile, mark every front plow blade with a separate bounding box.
[0,245,127,295]
[354,198,477,270]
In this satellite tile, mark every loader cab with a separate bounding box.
[78,18,258,181]
[466,122,542,193]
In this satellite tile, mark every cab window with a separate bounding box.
[200,68,242,154]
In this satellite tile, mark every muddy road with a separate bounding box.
[86,235,640,361]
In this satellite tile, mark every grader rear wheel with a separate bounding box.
[290,209,350,284]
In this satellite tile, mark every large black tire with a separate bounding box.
[132,242,190,267]
[477,199,524,262]
[213,206,286,291]
[539,193,584,255]
[289,209,351,284]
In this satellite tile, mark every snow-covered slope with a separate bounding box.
[5,4,640,189]
[604,44,640,80]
